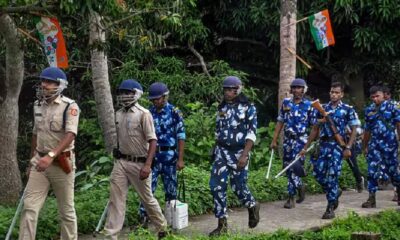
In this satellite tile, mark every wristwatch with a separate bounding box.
[48,151,56,158]
[345,145,351,150]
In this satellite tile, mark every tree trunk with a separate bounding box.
[89,12,117,153]
[278,0,297,108]
[0,14,23,204]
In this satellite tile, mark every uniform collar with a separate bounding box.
[327,100,343,109]
[290,97,305,104]
[152,102,170,113]
[43,95,62,105]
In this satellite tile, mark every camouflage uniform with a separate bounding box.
[312,101,358,204]
[139,102,185,217]
[209,95,257,218]
[364,100,400,193]
[277,97,314,196]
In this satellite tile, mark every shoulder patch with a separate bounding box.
[70,108,78,116]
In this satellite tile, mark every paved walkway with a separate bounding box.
[80,189,399,239]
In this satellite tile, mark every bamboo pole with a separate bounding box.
[284,16,308,27]
[17,28,42,46]
[286,47,312,70]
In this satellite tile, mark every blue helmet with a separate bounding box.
[223,76,242,88]
[118,79,143,92]
[40,67,67,83]
[117,79,143,107]
[148,82,169,100]
[36,67,68,100]
[290,78,307,88]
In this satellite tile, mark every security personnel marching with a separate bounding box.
[102,79,167,239]
[209,76,260,236]
[19,67,80,239]
[270,78,313,208]
[301,82,359,219]
[362,86,400,208]
[138,82,186,225]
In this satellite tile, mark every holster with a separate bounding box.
[56,152,72,174]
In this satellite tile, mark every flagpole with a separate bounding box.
[284,16,309,27]
[286,47,312,70]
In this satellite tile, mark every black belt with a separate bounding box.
[119,154,146,163]
[156,146,177,152]
[217,143,244,151]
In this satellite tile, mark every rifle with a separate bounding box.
[311,99,346,147]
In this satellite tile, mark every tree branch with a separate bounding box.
[0,4,55,14]
[188,43,211,77]
[215,36,267,48]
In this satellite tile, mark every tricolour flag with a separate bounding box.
[35,17,69,68]
[308,10,335,50]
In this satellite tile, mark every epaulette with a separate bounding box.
[134,104,150,113]
[61,95,75,104]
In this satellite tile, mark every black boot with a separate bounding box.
[296,184,306,203]
[248,202,260,228]
[333,189,342,210]
[361,192,376,208]
[396,186,400,206]
[158,230,169,239]
[209,217,228,237]
[284,196,295,209]
[321,202,335,219]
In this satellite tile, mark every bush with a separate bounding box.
[0,157,363,239]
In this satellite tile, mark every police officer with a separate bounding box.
[138,82,185,225]
[361,86,400,208]
[19,67,80,239]
[102,79,167,239]
[271,78,313,208]
[301,82,359,219]
[209,76,260,236]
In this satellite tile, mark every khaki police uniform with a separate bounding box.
[19,95,79,240]
[103,104,167,239]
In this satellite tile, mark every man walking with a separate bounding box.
[361,86,400,208]
[138,82,185,226]
[271,78,314,208]
[102,79,167,239]
[301,82,359,219]
[19,67,79,240]
[209,76,260,236]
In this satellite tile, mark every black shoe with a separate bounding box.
[396,187,400,206]
[296,184,306,203]
[284,196,295,209]
[248,202,260,228]
[209,217,228,237]
[362,192,376,208]
[333,189,342,210]
[322,202,335,219]
[158,230,168,239]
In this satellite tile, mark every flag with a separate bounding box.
[35,17,69,68]
[308,10,335,50]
